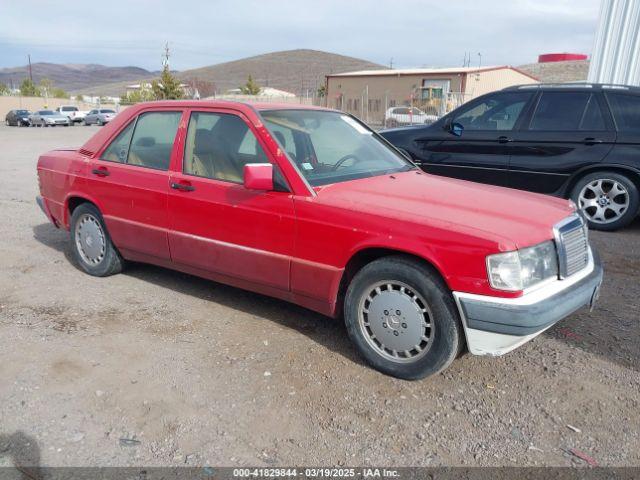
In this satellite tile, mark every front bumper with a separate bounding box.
[453,247,603,356]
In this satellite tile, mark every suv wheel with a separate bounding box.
[344,255,463,380]
[571,171,639,231]
[70,203,124,276]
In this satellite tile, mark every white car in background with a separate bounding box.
[384,107,439,127]
[56,105,88,124]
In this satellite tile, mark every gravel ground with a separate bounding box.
[0,122,638,468]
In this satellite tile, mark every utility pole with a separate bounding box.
[28,54,33,82]
[162,42,170,68]
[389,57,394,69]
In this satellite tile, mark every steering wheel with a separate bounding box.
[333,154,361,171]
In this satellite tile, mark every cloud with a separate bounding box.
[0,0,600,70]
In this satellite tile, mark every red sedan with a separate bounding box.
[36,101,603,379]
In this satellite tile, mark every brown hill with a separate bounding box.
[78,49,387,96]
[0,63,155,92]
[518,60,589,83]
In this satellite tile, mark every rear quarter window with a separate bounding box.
[606,92,640,133]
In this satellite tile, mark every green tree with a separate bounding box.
[239,75,261,95]
[20,79,40,97]
[0,82,8,95]
[151,65,184,100]
[52,88,69,99]
[75,94,84,102]
[39,78,53,97]
[317,84,326,98]
[120,86,155,105]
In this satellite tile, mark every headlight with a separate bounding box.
[46,118,54,123]
[487,240,558,291]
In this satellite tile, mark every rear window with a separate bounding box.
[16,110,29,115]
[62,106,78,112]
[100,109,115,114]
[606,92,640,133]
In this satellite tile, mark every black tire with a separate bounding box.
[570,171,640,231]
[344,255,463,380]
[96,119,103,126]
[70,203,124,277]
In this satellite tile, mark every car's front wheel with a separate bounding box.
[571,171,639,231]
[70,203,124,277]
[344,256,463,380]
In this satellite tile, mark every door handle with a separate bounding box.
[584,137,603,145]
[170,182,195,192]
[497,136,513,143]
[91,167,110,177]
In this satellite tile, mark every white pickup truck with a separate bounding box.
[56,105,88,124]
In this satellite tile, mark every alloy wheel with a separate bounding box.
[578,178,630,225]
[74,213,106,265]
[358,280,434,363]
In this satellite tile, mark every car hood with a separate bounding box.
[314,170,575,250]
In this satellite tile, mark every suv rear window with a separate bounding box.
[606,92,640,133]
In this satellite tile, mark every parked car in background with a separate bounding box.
[56,105,88,124]
[28,110,71,127]
[5,109,31,126]
[381,84,640,231]
[385,106,438,127]
[83,109,116,126]
[36,101,602,380]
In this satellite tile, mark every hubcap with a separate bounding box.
[358,281,434,363]
[578,179,630,224]
[75,214,106,265]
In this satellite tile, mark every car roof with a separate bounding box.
[504,83,640,94]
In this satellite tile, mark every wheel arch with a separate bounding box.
[564,164,640,198]
[334,246,450,318]
[64,193,104,229]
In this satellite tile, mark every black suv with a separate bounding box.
[380,84,640,230]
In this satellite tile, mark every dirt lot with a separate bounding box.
[0,123,638,468]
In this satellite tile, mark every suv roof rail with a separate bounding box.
[504,83,639,92]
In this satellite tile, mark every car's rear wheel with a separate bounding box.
[70,203,124,277]
[344,255,463,380]
[97,119,103,126]
[571,171,639,231]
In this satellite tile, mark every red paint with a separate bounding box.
[37,101,575,317]
[243,163,273,191]
[538,53,588,63]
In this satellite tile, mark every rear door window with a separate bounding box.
[128,112,181,170]
[606,92,640,133]
[529,92,601,131]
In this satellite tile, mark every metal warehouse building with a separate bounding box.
[326,66,539,126]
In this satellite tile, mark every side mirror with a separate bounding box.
[243,163,274,191]
[450,122,464,137]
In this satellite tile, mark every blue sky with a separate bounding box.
[0,0,601,70]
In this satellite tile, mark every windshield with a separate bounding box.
[62,106,78,111]
[261,110,414,186]
[100,109,115,114]
[16,110,29,115]
[39,110,54,115]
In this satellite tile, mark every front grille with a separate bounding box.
[555,215,589,278]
